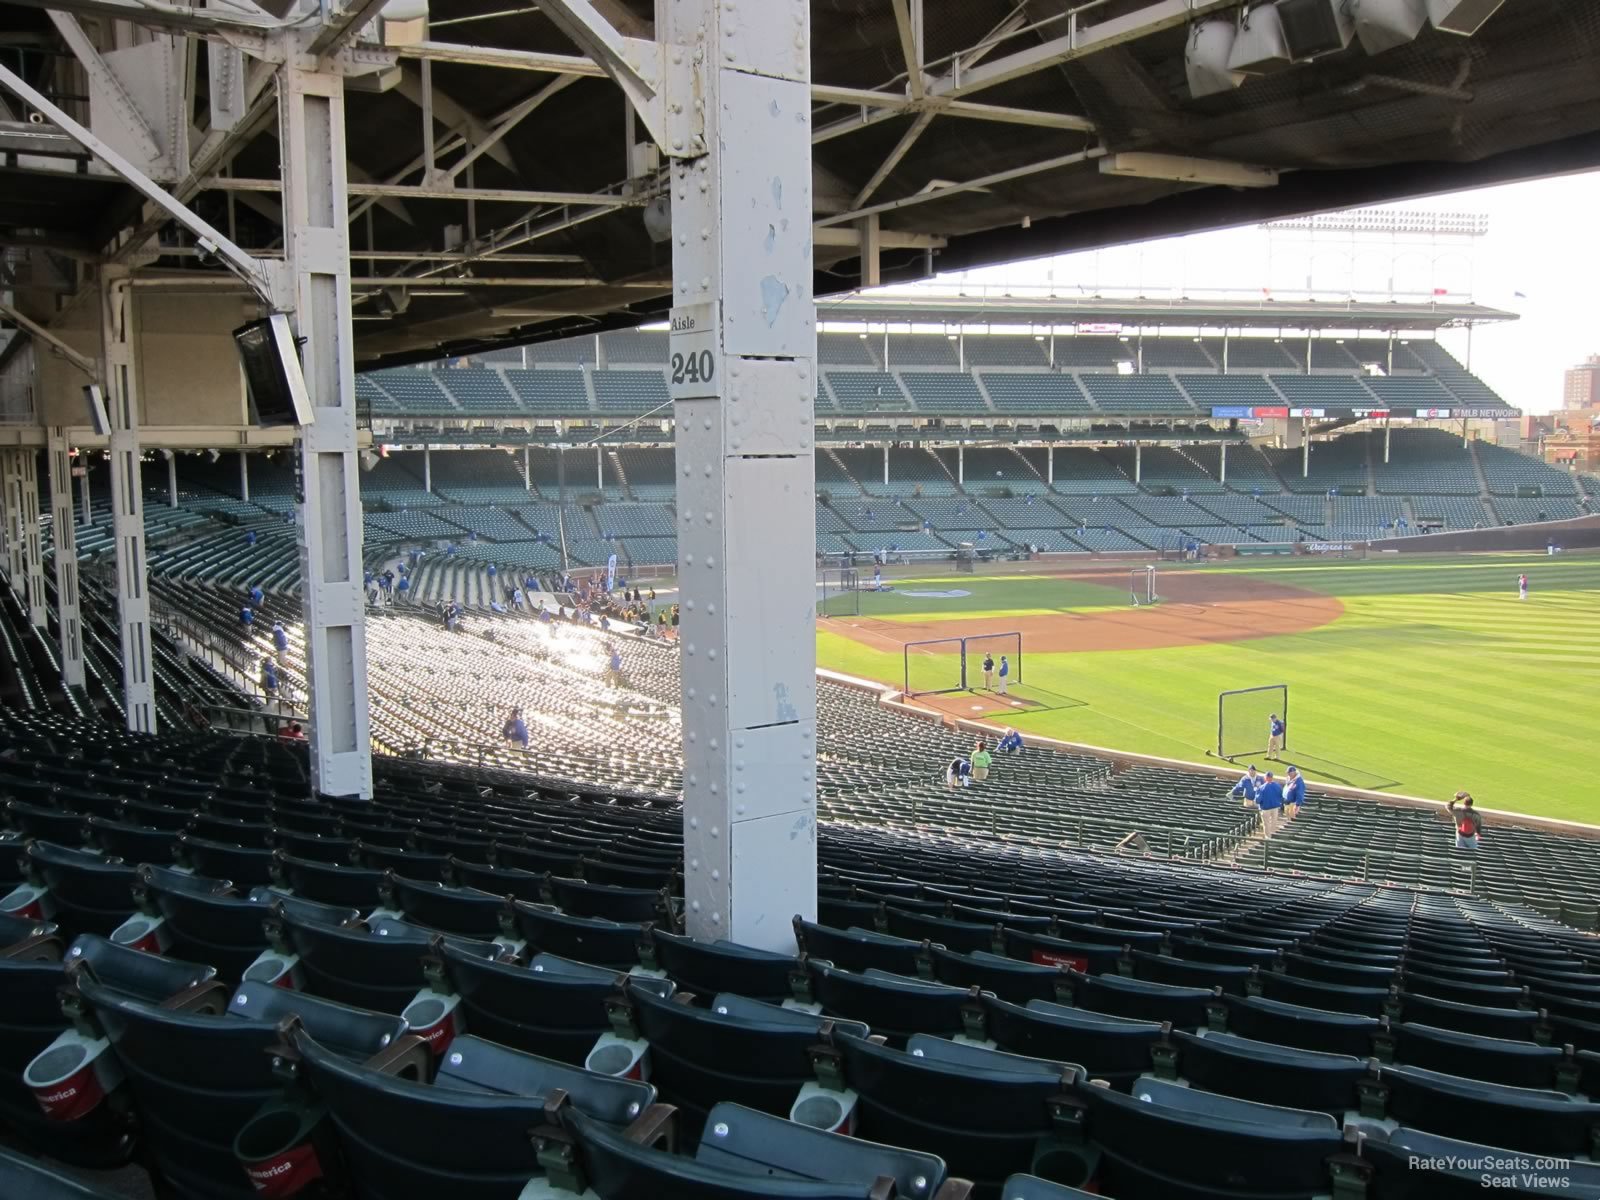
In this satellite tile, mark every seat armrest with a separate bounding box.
[162,979,232,1014]
[361,1033,432,1082]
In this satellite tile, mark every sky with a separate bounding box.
[911,170,1600,415]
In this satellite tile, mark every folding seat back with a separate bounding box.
[0,1147,122,1198]
[820,1030,1085,1194]
[1082,1075,1344,1197]
[173,836,273,889]
[1360,1126,1600,1197]
[269,830,357,865]
[1281,951,1397,988]
[1129,950,1250,995]
[1052,919,1161,950]
[282,1025,653,1200]
[70,973,407,1199]
[13,843,138,938]
[998,928,1125,976]
[974,997,1161,1091]
[1216,993,1381,1058]
[8,802,91,846]
[794,918,926,976]
[378,874,507,938]
[187,814,271,847]
[930,947,1062,1005]
[449,858,548,904]
[1063,970,1212,1029]
[359,842,448,880]
[510,901,648,968]
[1376,1063,1600,1159]
[1254,970,1392,1017]
[802,963,974,1045]
[1402,971,1527,1008]
[582,856,679,891]
[271,853,384,909]
[883,907,995,955]
[135,871,356,979]
[82,818,179,867]
[1167,935,1277,968]
[1397,991,1541,1041]
[558,1100,964,1200]
[436,941,639,1064]
[620,982,860,1132]
[1000,1173,1101,1198]
[493,841,581,875]
[642,927,797,1002]
[1164,1029,1364,1113]
[1388,1022,1571,1091]
[270,911,491,1013]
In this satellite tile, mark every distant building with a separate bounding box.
[1563,355,1600,411]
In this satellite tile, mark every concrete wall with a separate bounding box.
[1369,515,1600,555]
[33,292,256,429]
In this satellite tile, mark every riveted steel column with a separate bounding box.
[664,0,818,951]
[46,430,85,688]
[277,60,372,799]
[100,266,157,733]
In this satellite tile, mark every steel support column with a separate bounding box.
[47,430,85,687]
[1047,446,1053,485]
[276,61,372,799]
[665,0,817,950]
[78,466,91,525]
[100,267,157,733]
[424,445,432,492]
[240,451,250,501]
[18,451,46,628]
[0,451,24,591]
[957,443,964,485]
[1219,441,1227,486]
[1135,442,1142,483]
[167,453,179,507]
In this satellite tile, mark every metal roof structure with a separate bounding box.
[816,293,1518,331]
[0,0,1595,368]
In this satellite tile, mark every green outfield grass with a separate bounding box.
[815,553,1600,823]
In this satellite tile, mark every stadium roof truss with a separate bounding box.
[0,0,1597,370]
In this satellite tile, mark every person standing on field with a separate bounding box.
[997,655,1010,695]
[981,653,995,690]
[1267,713,1285,760]
[1518,573,1529,601]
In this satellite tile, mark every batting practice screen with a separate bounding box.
[1218,684,1289,761]
[903,632,1024,698]
[815,567,861,618]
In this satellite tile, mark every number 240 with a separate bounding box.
[670,350,715,386]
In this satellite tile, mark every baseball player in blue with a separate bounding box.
[1267,713,1285,760]
[1254,771,1284,834]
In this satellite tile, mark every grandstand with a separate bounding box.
[8,0,1600,1184]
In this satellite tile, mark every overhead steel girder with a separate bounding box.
[534,0,702,158]
[0,301,100,381]
[0,62,271,296]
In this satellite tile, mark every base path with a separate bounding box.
[827,573,1344,655]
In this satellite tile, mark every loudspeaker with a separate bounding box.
[1426,0,1506,36]
[1350,0,1428,53]
[233,314,314,428]
[1227,4,1295,74]
[82,384,110,437]
[1276,0,1354,59]
[1186,19,1246,98]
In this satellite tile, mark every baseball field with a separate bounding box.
[814,551,1600,823]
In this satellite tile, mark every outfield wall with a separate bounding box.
[1369,515,1600,555]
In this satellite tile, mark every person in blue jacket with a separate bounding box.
[1254,771,1285,834]
[997,729,1024,754]
[1283,766,1307,820]
[1229,765,1260,805]
[1267,713,1286,761]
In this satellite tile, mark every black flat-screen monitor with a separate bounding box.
[234,314,314,427]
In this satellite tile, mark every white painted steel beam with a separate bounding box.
[46,430,85,687]
[663,0,818,951]
[275,59,373,799]
[99,268,158,733]
[0,63,270,295]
